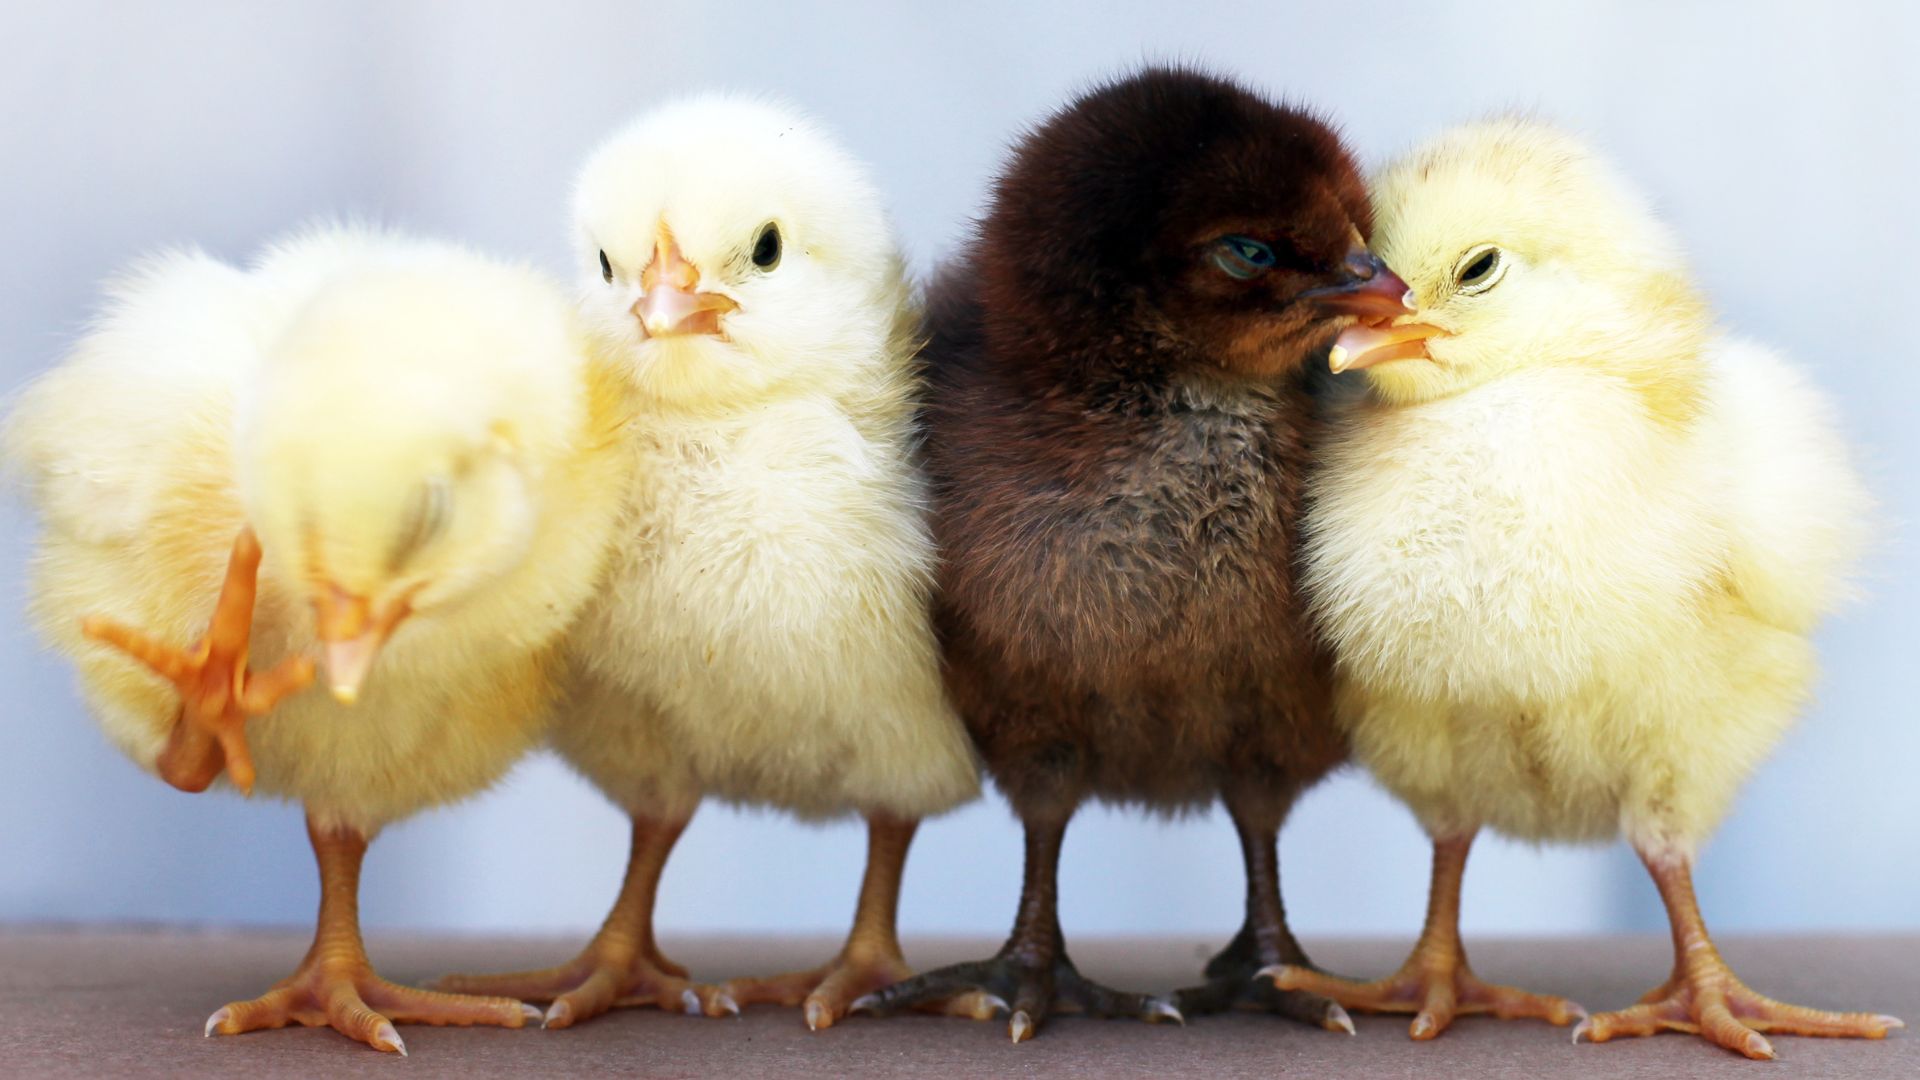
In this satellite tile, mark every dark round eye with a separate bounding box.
[1210,235,1277,280]
[751,223,781,271]
[1454,244,1507,295]
[598,249,612,283]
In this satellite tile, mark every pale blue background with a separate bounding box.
[1,1,1913,943]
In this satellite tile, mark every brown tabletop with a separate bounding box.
[1,929,1911,1078]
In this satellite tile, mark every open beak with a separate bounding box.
[634,231,738,338]
[310,583,410,704]
[1328,321,1448,374]
[1308,250,1447,374]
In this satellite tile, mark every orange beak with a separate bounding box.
[1328,320,1449,374]
[310,583,410,704]
[634,230,738,338]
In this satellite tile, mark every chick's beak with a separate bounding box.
[1312,250,1447,375]
[634,234,738,338]
[310,583,410,704]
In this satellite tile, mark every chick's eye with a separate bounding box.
[391,478,451,568]
[751,223,781,271]
[1210,235,1277,280]
[1454,244,1508,295]
[598,249,612,283]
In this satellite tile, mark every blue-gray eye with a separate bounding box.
[1210,235,1277,280]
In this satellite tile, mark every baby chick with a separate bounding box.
[1278,119,1896,1059]
[435,97,982,1032]
[853,68,1413,1042]
[7,228,631,1053]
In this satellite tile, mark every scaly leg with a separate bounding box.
[83,527,313,795]
[435,812,728,1028]
[1269,833,1584,1039]
[851,811,1179,1042]
[205,815,535,1054]
[1574,847,1902,1059]
[1173,795,1352,1031]
[717,815,999,1030]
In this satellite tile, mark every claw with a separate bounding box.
[1009,1009,1034,1044]
[805,999,829,1031]
[544,1000,571,1029]
[1410,1012,1436,1040]
[848,992,882,1016]
[1571,1017,1592,1045]
[1146,998,1185,1026]
[375,1022,406,1056]
[978,993,1010,1018]
[204,1006,230,1038]
[681,988,702,1016]
[519,1002,542,1023]
[1879,1014,1906,1030]
[1253,963,1290,987]
[716,992,740,1018]
[1326,1003,1355,1035]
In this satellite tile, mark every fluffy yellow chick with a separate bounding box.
[1273,120,1896,1059]
[6,227,632,1053]
[437,96,982,1031]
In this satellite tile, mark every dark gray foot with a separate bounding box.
[852,954,1181,1042]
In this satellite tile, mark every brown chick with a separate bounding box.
[852,67,1413,1042]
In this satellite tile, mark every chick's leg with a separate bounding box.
[435,811,728,1027]
[83,527,313,795]
[205,815,534,1054]
[1575,847,1902,1060]
[850,811,1179,1042]
[1268,833,1584,1039]
[715,815,998,1030]
[1172,794,1352,1031]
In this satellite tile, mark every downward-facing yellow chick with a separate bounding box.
[1276,120,1895,1059]
[6,227,632,1053]
[437,97,982,1031]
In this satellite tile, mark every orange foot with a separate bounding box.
[722,947,1003,1032]
[83,527,313,795]
[436,942,732,1029]
[1575,959,1904,1060]
[207,953,535,1055]
[1267,953,1582,1040]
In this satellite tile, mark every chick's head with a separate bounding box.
[574,95,900,408]
[1343,118,1713,413]
[239,258,587,701]
[983,66,1413,380]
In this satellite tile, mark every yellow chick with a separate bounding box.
[1273,120,1897,1059]
[6,227,632,1054]
[437,96,982,1032]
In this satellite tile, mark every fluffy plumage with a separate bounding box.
[861,68,1410,1041]
[1286,119,1888,1057]
[7,227,631,1051]
[436,96,979,1032]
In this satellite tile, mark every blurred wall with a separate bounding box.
[1,0,1914,943]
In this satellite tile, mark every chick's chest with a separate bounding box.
[1309,372,1718,704]
[610,406,914,651]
